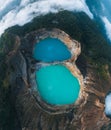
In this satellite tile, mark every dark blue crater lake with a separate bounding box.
[33,38,71,62]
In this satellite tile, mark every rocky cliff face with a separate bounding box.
[4,28,111,130]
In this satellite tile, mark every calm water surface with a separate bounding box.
[36,65,80,105]
[33,38,71,62]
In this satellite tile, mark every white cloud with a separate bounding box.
[102,16,111,41]
[101,2,105,12]
[105,92,111,117]
[0,0,14,12]
[0,0,93,36]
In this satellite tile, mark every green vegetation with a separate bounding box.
[0,33,17,130]
[0,32,16,87]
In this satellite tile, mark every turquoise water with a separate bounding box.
[33,38,71,62]
[36,65,80,105]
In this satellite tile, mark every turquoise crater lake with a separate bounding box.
[36,65,80,105]
[33,38,71,62]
